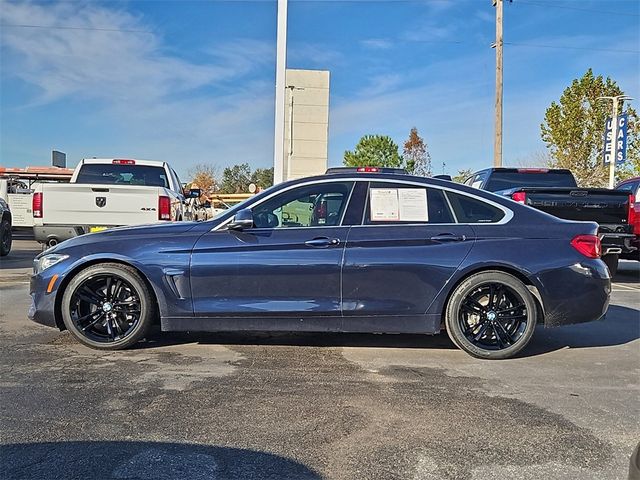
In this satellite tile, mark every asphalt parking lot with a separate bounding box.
[1,235,638,480]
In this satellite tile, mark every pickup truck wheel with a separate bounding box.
[445,271,537,360]
[602,254,618,277]
[0,219,11,256]
[61,263,154,350]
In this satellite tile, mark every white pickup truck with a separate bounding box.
[32,158,197,247]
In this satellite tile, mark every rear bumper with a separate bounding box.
[600,232,636,255]
[33,225,119,245]
[532,259,611,327]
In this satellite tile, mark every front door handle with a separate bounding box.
[430,233,466,242]
[304,237,340,248]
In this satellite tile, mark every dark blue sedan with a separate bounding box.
[29,171,611,359]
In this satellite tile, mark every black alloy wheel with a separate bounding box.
[61,263,154,350]
[445,271,538,359]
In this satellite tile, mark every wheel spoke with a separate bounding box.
[80,312,105,331]
[473,323,490,342]
[77,286,103,305]
[461,301,484,315]
[112,279,123,301]
[493,321,513,348]
[496,303,525,314]
[497,313,528,321]
[464,320,484,336]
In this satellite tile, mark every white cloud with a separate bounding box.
[360,38,393,50]
[0,1,277,172]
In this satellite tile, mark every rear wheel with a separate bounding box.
[445,271,537,359]
[61,263,155,350]
[0,219,11,256]
[602,254,618,277]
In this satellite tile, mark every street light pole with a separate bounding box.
[493,0,504,167]
[599,95,633,188]
[273,0,288,184]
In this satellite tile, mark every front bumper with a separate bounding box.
[28,273,61,329]
[534,259,611,327]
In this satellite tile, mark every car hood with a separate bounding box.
[45,221,204,254]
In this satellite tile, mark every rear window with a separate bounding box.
[76,164,169,188]
[485,171,576,192]
[446,192,505,223]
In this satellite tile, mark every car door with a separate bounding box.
[190,181,354,322]
[341,181,475,331]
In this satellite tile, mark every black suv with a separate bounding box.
[0,197,12,256]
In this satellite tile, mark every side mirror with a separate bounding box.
[185,188,201,199]
[228,208,253,230]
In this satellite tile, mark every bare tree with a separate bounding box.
[403,127,431,176]
[188,163,219,195]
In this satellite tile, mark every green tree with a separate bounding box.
[452,168,473,184]
[219,163,252,193]
[251,167,274,190]
[344,135,404,168]
[403,127,432,176]
[541,68,639,187]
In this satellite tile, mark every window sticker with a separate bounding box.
[369,188,429,222]
[398,188,428,222]
[370,188,399,221]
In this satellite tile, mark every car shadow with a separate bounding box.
[521,304,640,357]
[138,303,638,358]
[0,441,322,480]
[615,260,640,284]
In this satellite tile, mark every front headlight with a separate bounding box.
[33,254,69,274]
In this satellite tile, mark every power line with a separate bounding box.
[0,24,152,34]
[516,0,640,18]
[504,41,640,54]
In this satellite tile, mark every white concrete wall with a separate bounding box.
[283,69,330,180]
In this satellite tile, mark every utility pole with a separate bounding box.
[493,0,504,167]
[273,0,288,184]
[599,95,633,188]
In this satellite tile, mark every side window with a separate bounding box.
[170,169,183,193]
[364,182,455,225]
[446,191,505,223]
[471,172,487,189]
[252,182,354,229]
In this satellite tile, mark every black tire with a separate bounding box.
[602,254,619,277]
[445,271,538,360]
[61,263,155,350]
[0,218,11,256]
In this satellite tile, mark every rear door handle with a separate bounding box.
[430,233,466,242]
[304,237,340,248]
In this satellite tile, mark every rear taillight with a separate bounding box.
[158,196,171,220]
[627,194,637,231]
[32,192,43,218]
[571,234,601,259]
[512,191,526,204]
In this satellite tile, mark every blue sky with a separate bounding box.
[1,0,638,177]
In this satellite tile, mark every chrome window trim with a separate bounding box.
[212,177,514,231]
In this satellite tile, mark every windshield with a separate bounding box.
[485,172,577,192]
[76,164,169,187]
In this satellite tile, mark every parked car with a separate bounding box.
[464,167,635,275]
[29,171,610,359]
[616,176,640,262]
[31,159,199,247]
[0,197,12,256]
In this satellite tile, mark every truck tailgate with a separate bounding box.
[521,188,631,225]
[40,184,163,226]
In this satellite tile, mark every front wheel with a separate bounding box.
[445,271,538,359]
[61,263,155,350]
